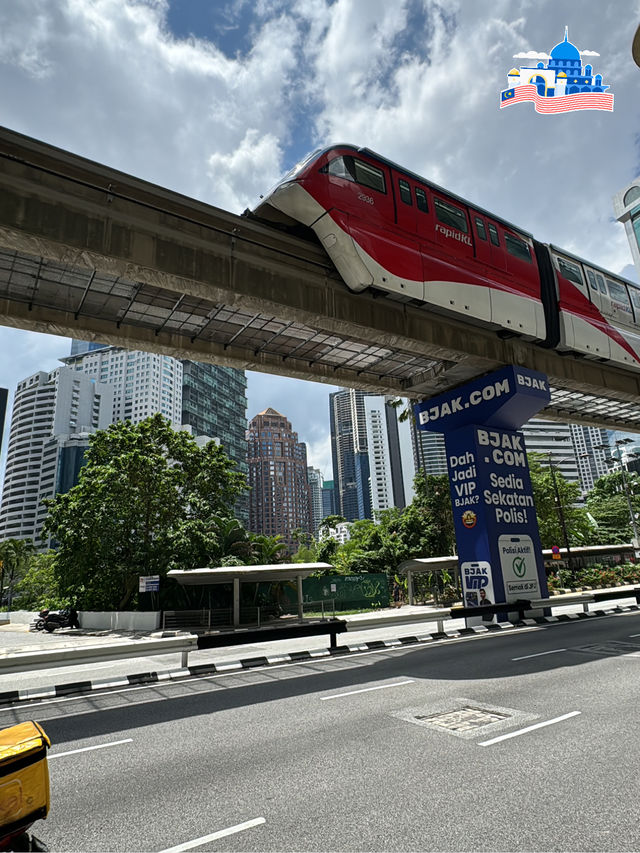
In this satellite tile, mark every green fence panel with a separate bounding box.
[278,574,389,610]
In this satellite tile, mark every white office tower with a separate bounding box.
[364,396,416,515]
[521,419,580,483]
[613,181,640,279]
[62,346,182,427]
[0,368,113,543]
[307,467,324,534]
[570,424,610,493]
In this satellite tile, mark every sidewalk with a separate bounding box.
[1,593,639,704]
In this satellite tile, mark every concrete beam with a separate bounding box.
[1,126,640,427]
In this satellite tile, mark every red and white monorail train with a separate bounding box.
[251,144,640,371]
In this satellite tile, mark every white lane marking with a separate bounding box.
[629,633,640,637]
[320,680,415,700]
[48,738,133,759]
[478,711,581,746]
[159,817,266,853]
[512,648,567,661]
[0,627,538,711]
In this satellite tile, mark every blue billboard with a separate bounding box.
[414,366,551,615]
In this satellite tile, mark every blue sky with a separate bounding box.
[0,0,639,480]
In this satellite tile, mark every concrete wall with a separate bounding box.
[7,610,37,624]
[78,611,161,631]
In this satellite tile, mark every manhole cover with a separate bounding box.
[415,706,510,732]
[391,698,537,739]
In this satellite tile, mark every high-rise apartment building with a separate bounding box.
[329,389,373,521]
[570,424,610,493]
[364,396,416,514]
[306,467,324,534]
[247,408,312,548]
[412,427,448,477]
[0,368,113,543]
[521,419,580,484]
[63,346,182,426]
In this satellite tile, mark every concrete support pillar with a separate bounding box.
[297,575,304,621]
[233,577,240,627]
[407,570,414,605]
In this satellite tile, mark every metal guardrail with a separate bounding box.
[0,635,198,674]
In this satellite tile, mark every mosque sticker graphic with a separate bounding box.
[501,28,614,113]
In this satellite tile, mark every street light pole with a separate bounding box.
[613,440,639,547]
[547,452,573,572]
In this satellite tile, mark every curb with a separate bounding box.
[2,603,639,707]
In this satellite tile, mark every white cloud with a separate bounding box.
[513,51,550,59]
[580,49,600,56]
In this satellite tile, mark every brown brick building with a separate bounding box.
[247,408,312,549]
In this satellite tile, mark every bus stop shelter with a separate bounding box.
[397,556,459,605]
[167,563,332,627]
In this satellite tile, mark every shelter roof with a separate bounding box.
[168,563,332,585]
[397,556,458,574]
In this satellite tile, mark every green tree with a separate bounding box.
[13,552,65,610]
[528,454,594,548]
[398,471,455,558]
[43,414,247,610]
[586,470,640,543]
[0,538,36,607]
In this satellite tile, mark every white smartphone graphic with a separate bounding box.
[498,534,541,600]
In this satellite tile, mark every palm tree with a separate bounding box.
[251,534,287,565]
[206,516,253,564]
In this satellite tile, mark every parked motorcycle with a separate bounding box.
[32,609,79,633]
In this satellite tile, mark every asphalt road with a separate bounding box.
[3,610,640,852]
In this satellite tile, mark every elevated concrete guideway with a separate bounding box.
[1,125,640,429]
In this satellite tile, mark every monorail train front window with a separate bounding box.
[326,156,386,194]
[557,257,584,288]
[434,197,468,233]
[505,233,532,263]
[281,149,321,181]
[607,279,632,313]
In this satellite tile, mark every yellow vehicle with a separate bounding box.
[0,722,50,852]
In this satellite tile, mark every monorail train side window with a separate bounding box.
[586,269,598,291]
[487,223,500,246]
[434,197,468,233]
[415,188,428,213]
[596,274,607,294]
[398,179,412,205]
[556,257,584,288]
[505,233,532,263]
[629,286,640,320]
[353,159,386,193]
[474,217,487,240]
[606,279,633,314]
